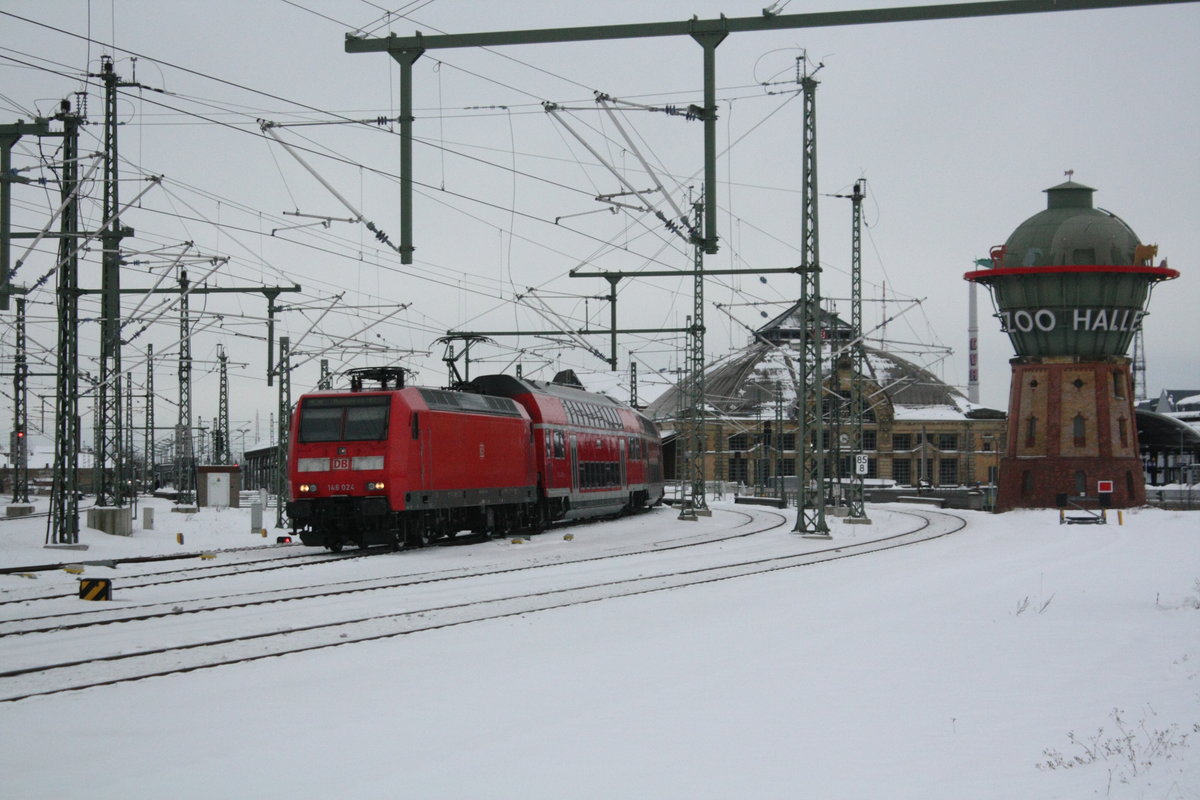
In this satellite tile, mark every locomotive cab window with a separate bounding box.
[299,395,391,442]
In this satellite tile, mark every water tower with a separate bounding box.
[965,180,1177,510]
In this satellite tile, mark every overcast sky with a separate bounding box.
[1,0,1197,450]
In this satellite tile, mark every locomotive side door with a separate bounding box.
[414,410,432,489]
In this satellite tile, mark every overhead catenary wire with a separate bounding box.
[1,2,966,423]
[7,28,804,330]
[259,120,404,257]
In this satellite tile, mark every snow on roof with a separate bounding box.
[1152,388,1200,413]
[645,330,983,423]
[891,404,971,421]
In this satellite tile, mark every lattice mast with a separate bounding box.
[215,345,231,465]
[774,381,784,499]
[275,336,291,529]
[175,268,195,505]
[846,179,870,522]
[94,56,130,507]
[144,344,154,488]
[677,198,709,519]
[11,297,29,503]
[1131,328,1148,402]
[125,371,134,498]
[47,101,82,545]
[793,56,830,537]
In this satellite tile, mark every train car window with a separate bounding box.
[553,431,566,459]
[299,395,391,442]
[299,405,343,442]
[344,403,389,440]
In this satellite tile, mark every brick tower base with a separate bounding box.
[995,357,1145,511]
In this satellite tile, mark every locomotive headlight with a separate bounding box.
[366,481,386,491]
[297,483,318,494]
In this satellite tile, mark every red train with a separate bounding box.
[286,368,664,551]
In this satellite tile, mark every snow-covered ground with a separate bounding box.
[0,497,1196,799]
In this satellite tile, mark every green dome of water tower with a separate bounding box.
[971,180,1173,359]
[965,180,1178,511]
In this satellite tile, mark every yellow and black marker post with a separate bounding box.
[78,578,112,601]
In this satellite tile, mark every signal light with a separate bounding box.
[275,536,293,544]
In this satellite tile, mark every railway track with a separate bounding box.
[0,506,965,703]
[0,546,373,605]
[0,503,765,615]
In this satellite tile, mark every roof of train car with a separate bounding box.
[294,386,526,419]
[467,374,622,405]
[468,374,659,435]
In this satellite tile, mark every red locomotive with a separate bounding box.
[286,367,664,551]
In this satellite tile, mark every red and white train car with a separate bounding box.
[468,374,665,522]
[286,370,663,551]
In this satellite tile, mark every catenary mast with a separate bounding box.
[93,56,132,509]
[793,56,830,538]
[47,101,82,545]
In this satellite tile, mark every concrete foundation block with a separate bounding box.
[87,506,133,536]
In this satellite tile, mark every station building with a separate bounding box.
[645,304,1008,505]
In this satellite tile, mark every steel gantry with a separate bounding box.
[345,0,1191,266]
[1,118,48,311]
[76,275,300,503]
